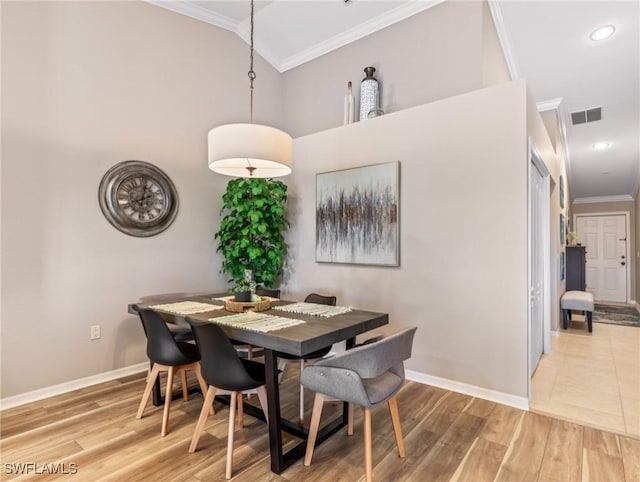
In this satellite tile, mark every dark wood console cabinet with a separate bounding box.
[566,246,586,291]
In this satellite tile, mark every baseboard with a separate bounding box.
[406,369,529,411]
[551,330,560,337]
[0,362,148,411]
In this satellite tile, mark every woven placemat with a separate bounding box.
[148,301,224,315]
[273,302,352,318]
[208,311,306,333]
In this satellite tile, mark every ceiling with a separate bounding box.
[149,0,640,203]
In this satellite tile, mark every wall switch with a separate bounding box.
[90,325,101,340]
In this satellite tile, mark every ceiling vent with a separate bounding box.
[571,107,602,125]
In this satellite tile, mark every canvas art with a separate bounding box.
[560,175,565,209]
[316,161,400,265]
[560,214,565,245]
[560,251,565,281]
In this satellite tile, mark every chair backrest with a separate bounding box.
[136,307,197,365]
[189,322,263,391]
[315,326,417,379]
[305,293,337,306]
[256,287,281,298]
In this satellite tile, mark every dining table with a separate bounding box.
[128,292,389,474]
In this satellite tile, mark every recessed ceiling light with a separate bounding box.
[590,25,615,41]
[592,142,610,150]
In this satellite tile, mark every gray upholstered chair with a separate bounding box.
[301,326,417,482]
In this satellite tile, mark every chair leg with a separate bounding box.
[247,345,253,360]
[236,393,244,429]
[161,366,176,436]
[364,407,373,482]
[255,385,269,424]
[348,403,354,436]
[300,359,305,423]
[388,396,405,458]
[277,359,287,383]
[192,363,214,415]
[189,386,216,453]
[136,363,162,419]
[180,368,189,401]
[304,393,325,466]
[562,309,568,329]
[587,311,593,332]
[226,392,238,479]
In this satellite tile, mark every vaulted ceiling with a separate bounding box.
[149,0,640,202]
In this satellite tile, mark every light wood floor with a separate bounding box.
[2,366,639,481]
[531,318,640,438]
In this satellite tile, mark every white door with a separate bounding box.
[576,215,627,302]
[530,161,545,375]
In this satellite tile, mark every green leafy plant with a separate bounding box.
[215,178,288,290]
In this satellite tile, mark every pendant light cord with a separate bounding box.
[248,0,256,124]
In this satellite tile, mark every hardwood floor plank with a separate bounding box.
[620,436,640,482]
[583,426,621,457]
[450,437,507,482]
[537,418,584,482]
[494,411,552,482]
[463,398,497,419]
[582,448,625,482]
[414,412,486,482]
[480,403,524,446]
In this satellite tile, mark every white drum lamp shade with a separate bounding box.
[208,123,292,178]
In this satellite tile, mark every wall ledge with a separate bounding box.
[0,363,148,411]
[406,369,529,411]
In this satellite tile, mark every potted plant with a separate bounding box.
[215,178,288,298]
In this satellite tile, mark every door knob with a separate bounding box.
[621,255,626,259]
[621,262,626,266]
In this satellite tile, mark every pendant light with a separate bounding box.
[208,0,292,178]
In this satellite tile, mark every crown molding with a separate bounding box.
[278,0,445,72]
[487,0,521,81]
[572,195,634,204]
[145,0,239,32]
[537,98,563,112]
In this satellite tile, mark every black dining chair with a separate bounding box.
[135,307,209,436]
[188,322,269,480]
[256,287,281,298]
[139,293,207,342]
[276,292,336,423]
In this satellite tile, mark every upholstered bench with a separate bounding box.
[561,290,594,332]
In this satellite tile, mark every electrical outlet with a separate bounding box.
[90,325,101,340]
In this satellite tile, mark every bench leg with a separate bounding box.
[562,309,568,329]
[587,311,593,332]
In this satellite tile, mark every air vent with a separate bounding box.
[571,107,602,125]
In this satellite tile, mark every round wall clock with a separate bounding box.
[98,160,179,237]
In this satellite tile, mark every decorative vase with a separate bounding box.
[344,81,355,125]
[359,66,379,121]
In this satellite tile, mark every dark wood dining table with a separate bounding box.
[128,293,389,474]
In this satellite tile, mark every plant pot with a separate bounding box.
[234,291,252,302]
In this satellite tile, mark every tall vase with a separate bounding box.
[344,81,355,125]
[359,66,379,121]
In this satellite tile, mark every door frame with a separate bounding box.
[573,211,631,303]
[528,139,551,392]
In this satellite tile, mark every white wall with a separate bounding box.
[1,1,285,397]
[283,81,531,398]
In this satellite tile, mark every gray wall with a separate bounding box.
[1,1,285,397]
[283,81,532,398]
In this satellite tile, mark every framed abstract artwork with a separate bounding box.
[560,251,565,281]
[559,175,565,209]
[560,214,565,245]
[316,161,400,266]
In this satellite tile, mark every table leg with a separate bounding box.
[264,348,284,473]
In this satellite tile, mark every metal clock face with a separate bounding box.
[99,161,178,237]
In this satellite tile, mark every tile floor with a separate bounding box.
[531,315,639,439]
